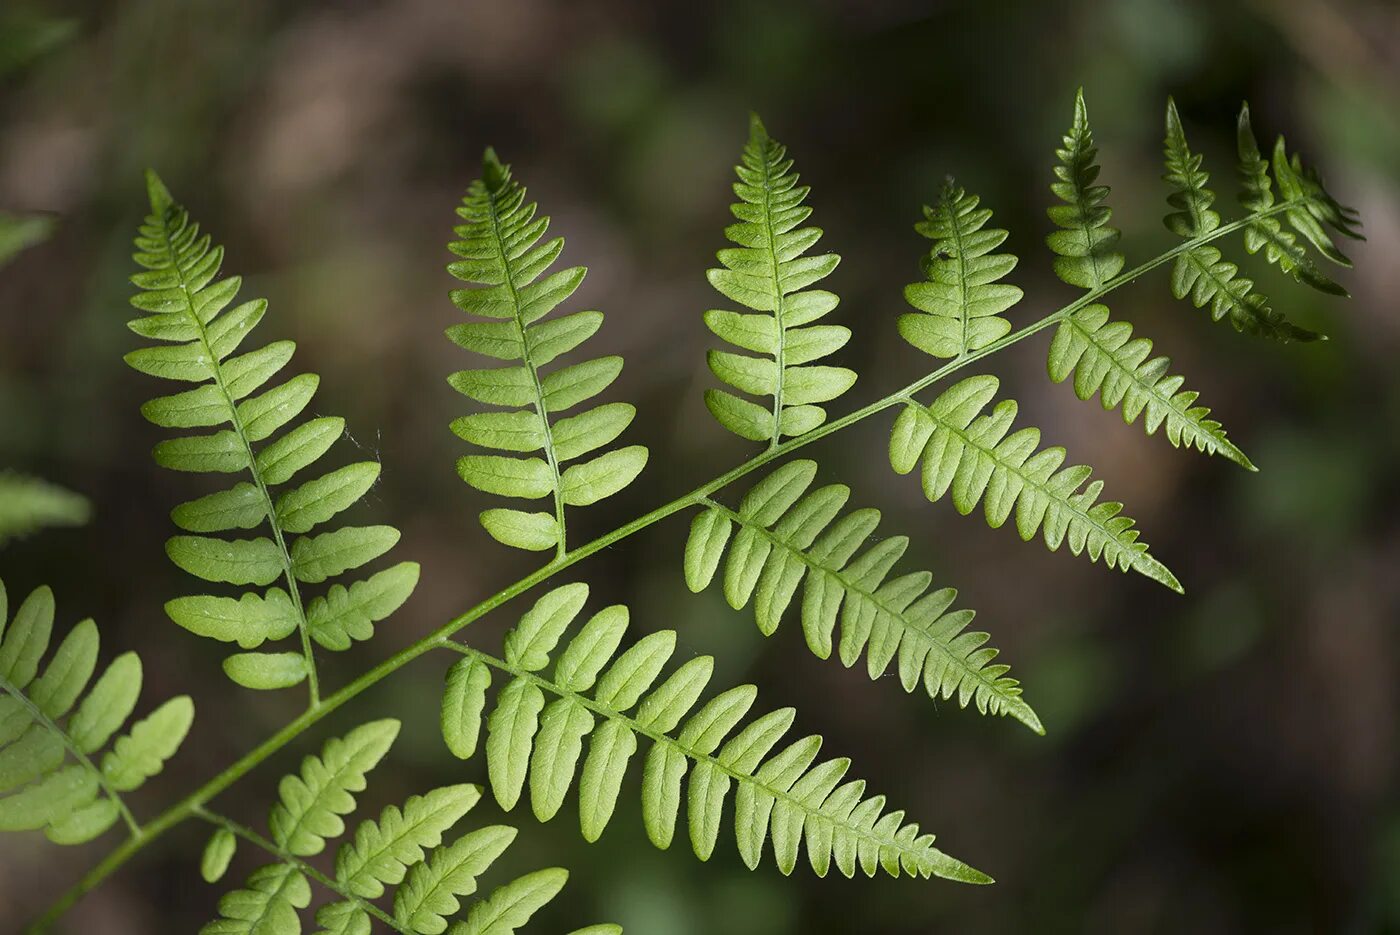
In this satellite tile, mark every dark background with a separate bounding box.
[2,1,1399,932]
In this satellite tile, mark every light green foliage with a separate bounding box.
[201,721,616,935]
[446,150,647,554]
[0,210,55,269]
[704,115,854,445]
[685,461,1041,733]
[0,578,193,844]
[439,584,989,883]
[890,375,1182,592]
[1045,92,1248,468]
[0,472,90,545]
[900,182,1021,358]
[1162,99,1357,341]
[126,172,418,692]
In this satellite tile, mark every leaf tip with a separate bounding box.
[747,111,769,142]
[144,169,173,213]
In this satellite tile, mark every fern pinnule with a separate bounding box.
[900,181,1021,359]
[199,719,618,934]
[0,577,193,844]
[446,149,648,556]
[890,375,1181,593]
[683,460,1041,733]
[704,114,854,446]
[438,583,990,883]
[1044,90,1250,469]
[126,172,418,698]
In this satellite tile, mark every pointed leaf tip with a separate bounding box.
[747,111,768,142]
[481,146,508,189]
[144,169,173,213]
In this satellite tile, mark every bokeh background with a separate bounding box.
[2,0,1399,932]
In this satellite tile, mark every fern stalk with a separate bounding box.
[29,196,1302,933]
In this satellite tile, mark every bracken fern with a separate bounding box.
[0,89,1362,933]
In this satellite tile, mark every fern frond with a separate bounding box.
[1162,99,1318,342]
[439,584,991,883]
[1044,91,1250,469]
[899,181,1021,358]
[889,375,1181,592]
[0,577,193,844]
[0,472,90,545]
[1046,89,1125,291]
[704,114,854,446]
[126,172,419,697]
[200,720,614,935]
[682,460,1041,733]
[1047,307,1253,469]
[1236,103,1357,293]
[447,149,648,555]
[0,210,54,268]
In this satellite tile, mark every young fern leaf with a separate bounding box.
[447,150,648,555]
[0,578,193,844]
[200,720,615,935]
[899,181,1021,359]
[682,460,1041,734]
[126,172,419,698]
[1236,103,1359,292]
[1046,91,1251,469]
[704,115,854,445]
[889,375,1182,593]
[0,471,90,545]
[1162,99,1327,342]
[438,584,990,884]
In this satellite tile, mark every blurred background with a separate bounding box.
[2,0,1398,932]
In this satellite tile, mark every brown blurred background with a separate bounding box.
[2,0,1399,932]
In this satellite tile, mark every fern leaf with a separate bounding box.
[268,718,398,857]
[704,114,853,445]
[899,181,1021,358]
[1046,89,1125,290]
[0,472,90,545]
[441,584,991,883]
[1044,91,1249,469]
[683,461,1041,733]
[0,209,54,269]
[1162,100,1317,342]
[0,578,193,844]
[202,722,614,934]
[1047,306,1253,469]
[127,172,418,695]
[889,375,1182,593]
[447,149,648,555]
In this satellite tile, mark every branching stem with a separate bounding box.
[26,203,1291,933]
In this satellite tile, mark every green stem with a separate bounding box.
[27,204,1290,933]
[192,807,410,933]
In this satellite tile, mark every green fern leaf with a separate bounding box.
[127,172,418,695]
[704,114,853,445]
[202,722,615,934]
[1162,100,1317,342]
[203,827,238,883]
[1044,91,1249,469]
[889,375,1181,592]
[0,578,192,844]
[447,149,648,555]
[268,718,398,857]
[442,584,990,883]
[0,472,90,545]
[1047,306,1253,469]
[0,210,54,269]
[684,461,1040,733]
[900,182,1021,358]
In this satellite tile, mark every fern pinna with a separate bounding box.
[437,583,987,882]
[126,173,419,701]
[0,578,192,844]
[3,90,1363,933]
[446,150,648,555]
